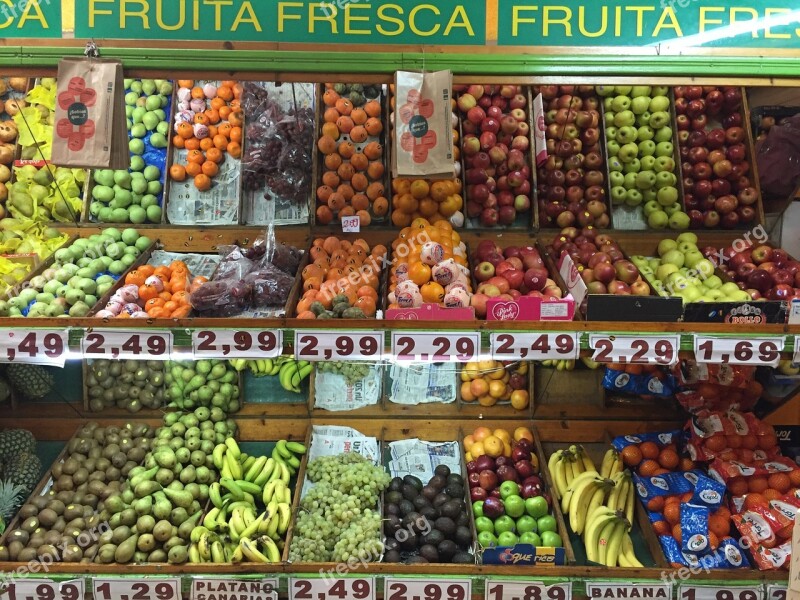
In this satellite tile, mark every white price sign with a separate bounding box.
[7,580,84,600]
[765,585,786,600]
[192,329,282,359]
[93,578,181,600]
[694,336,783,366]
[191,578,277,600]
[294,330,383,361]
[486,580,572,600]
[290,578,374,600]
[341,215,361,233]
[384,578,471,600]
[590,334,680,365]
[793,337,800,365]
[679,585,763,600]
[0,329,69,366]
[391,331,480,362]
[586,583,672,600]
[81,330,173,360]
[490,332,579,361]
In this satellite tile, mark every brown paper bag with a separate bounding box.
[52,57,128,169]
[393,70,455,179]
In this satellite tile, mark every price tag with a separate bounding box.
[8,580,84,600]
[486,579,571,600]
[694,336,783,367]
[391,331,480,362]
[294,330,383,361]
[290,577,374,600]
[93,578,181,600]
[383,578,471,600]
[81,330,173,360]
[192,329,282,359]
[590,334,680,365]
[342,215,361,233]
[586,583,672,600]
[793,336,800,365]
[491,332,579,361]
[765,585,786,600]
[679,584,763,600]
[0,329,69,366]
[191,578,277,600]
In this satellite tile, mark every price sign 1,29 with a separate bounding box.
[193,329,282,359]
[8,580,84,600]
[491,332,579,361]
[391,332,480,362]
[0,329,68,366]
[294,331,383,361]
[679,585,763,600]
[81,330,173,360]
[590,334,680,365]
[93,578,180,600]
[384,578,471,600]
[291,578,374,600]
[694,336,783,367]
[486,580,571,600]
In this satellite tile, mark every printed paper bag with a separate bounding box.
[393,70,455,179]
[52,57,127,169]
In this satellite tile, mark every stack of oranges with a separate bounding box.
[620,439,692,477]
[391,178,464,228]
[169,80,243,192]
[295,237,386,319]
[122,261,207,319]
[386,218,472,310]
[648,492,732,555]
[316,84,388,226]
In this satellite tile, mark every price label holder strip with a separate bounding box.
[0,328,70,367]
[192,329,283,359]
[92,577,181,600]
[679,582,765,600]
[485,578,572,600]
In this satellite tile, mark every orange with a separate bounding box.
[335,98,353,115]
[169,164,186,182]
[213,134,228,151]
[743,493,768,511]
[201,161,219,177]
[172,135,186,149]
[410,179,430,200]
[184,138,201,151]
[187,149,205,165]
[216,85,234,102]
[727,477,748,497]
[323,89,340,106]
[637,459,661,476]
[363,141,382,160]
[514,427,534,443]
[364,100,381,118]
[639,442,659,460]
[325,153,343,170]
[138,285,159,302]
[194,174,212,191]
[199,138,214,152]
[483,435,503,458]
[176,122,194,139]
[647,496,665,512]
[364,117,383,136]
[354,296,376,317]
[229,127,242,143]
[206,147,223,163]
[227,142,241,158]
[708,515,730,539]
[126,270,146,286]
[658,449,680,470]
[185,162,202,177]
[748,476,769,493]
[408,262,431,286]
[767,473,792,494]
[621,445,642,467]
[420,281,444,304]
[349,125,368,143]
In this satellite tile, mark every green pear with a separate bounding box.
[143,111,160,131]
[69,301,91,317]
[150,133,168,149]
[33,167,54,186]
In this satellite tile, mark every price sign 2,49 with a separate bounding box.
[81,330,173,360]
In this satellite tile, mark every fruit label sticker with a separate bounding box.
[694,336,783,367]
[81,329,173,360]
[491,332,579,361]
[93,578,180,600]
[391,331,480,362]
[678,584,763,600]
[341,215,360,233]
[192,329,282,359]
[590,334,680,365]
[190,578,277,600]
[486,580,571,600]
[0,329,69,366]
[586,582,672,600]
[384,578,470,600]
[290,578,374,600]
[295,331,383,361]
[6,579,84,600]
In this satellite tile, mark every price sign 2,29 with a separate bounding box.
[391,332,480,362]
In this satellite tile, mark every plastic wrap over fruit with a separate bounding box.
[755,113,800,200]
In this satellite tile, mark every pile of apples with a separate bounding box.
[536,85,609,228]
[471,240,564,317]
[455,84,532,227]
[675,86,758,229]
[711,242,800,302]
[460,360,529,409]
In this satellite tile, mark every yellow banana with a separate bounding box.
[260,536,281,562]
[189,543,202,563]
[245,456,268,483]
[254,458,276,487]
[211,540,225,563]
[226,452,243,480]
[240,537,271,563]
[225,438,242,460]
[209,482,224,508]
[277,502,291,535]
[276,440,293,459]
[213,443,226,470]
[203,507,220,531]
[220,477,244,501]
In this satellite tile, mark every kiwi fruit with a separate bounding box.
[62,545,83,562]
[19,503,39,519]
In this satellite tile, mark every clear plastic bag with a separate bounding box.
[756,113,800,200]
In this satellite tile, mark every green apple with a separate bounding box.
[678,241,698,254]
[690,258,715,276]
[636,170,656,190]
[631,255,649,268]
[519,531,542,546]
[640,155,657,171]
[537,515,557,534]
[704,275,723,289]
[655,126,673,143]
[608,156,624,172]
[478,531,498,548]
[657,186,679,206]
[719,282,740,296]
[649,258,661,271]
[707,289,724,299]
[611,95,632,112]
[616,126,637,144]
[669,211,690,229]
[524,496,549,519]
[648,210,669,229]
[624,172,639,189]
[497,531,519,547]
[655,156,675,172]
[610,186,627,203]
[472,501,484,518]
[630,95,651,114]
[605,126,618,141]
[649,111,670,129]
[638,140,656,156]
[655,171,676,188]
[649,95,670,112]
[500,481,520,500]
[732,290,752,302]
[614,110,636,128]
[637,111,652,127]
[676,233,698,245]
[644,200,662,218]
[609,171,625,187]
[475,516,494,534]
[614,85,633,95]
[618,143,639,163]
[681,286,702,302]
[494,516,516,535]
[541,531,563,547]
[623,158,642,174]
[631,85,652,98]
[625,189,643,206]
[662,249,685,267]
[657,239,678,256]
[605,112,616,128]
[655,142,674,158]
[665,203,683,217]
[652,86,670,96]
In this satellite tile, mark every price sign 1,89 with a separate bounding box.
[193,329,282,359]
[81,330,173,360]
[694,336,783,367]
[290,578,374,600]
[679,585,763,600]
[491,332,579,361]
[384,578,471,600]
[486,580,571,600]
[294,331,383,361]
[0,329,68,366]
[590,334,680,365]
[93,578,180,600]
[8,580,84,600]
[391,332,480,362]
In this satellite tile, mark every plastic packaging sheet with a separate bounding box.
[387,439,462,479]
[388,362,457,405]
[148,250,219,279]
[755,113,800,200]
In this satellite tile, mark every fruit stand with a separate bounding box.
[0,2,797,600]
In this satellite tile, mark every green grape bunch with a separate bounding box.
[317,361,372,385]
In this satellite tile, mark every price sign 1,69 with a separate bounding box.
[391,332,480,362]
[590,334,680,365]
[486,580,572,600]
[93,578,180,600]
[679,585,763,600]
[0,329,68,366]
[81,330,173,360]
[294,331,383,361]
[384,578,471,600]
[290,577,374,600]
[491,332,579,361]
[694,336,783,367]
[193,329,282,359]
[8,580,84,600]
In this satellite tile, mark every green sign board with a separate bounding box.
[496,0,800,48]
[0,0,61,38]
[75,0,486,45]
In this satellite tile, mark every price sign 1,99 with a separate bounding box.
[0,329,68,366]
[491,332,579,361]
[192,329,282,359]
[391,332,480,362]
[693,336,783,367]
[679,585,763,600]
[294,331,383,361]
[290,577,374,600]
[81,330,173,360]
[93,578,180,600]
[8,580,84,600]
[486,580,571,600]
[384,578,471,600]
[590,334,680,365]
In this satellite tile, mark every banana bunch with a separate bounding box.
[581,357,601,370]
[539,359,575,371]
[188,438,306,563]
[228,357,312,393]
[548,446,643,567]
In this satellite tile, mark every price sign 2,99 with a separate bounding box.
[294,331,383,361]
[384,578,471,600]
[193,329,282,359]
[391,332,480,362]
[8,580,84,600]
[486,580,571,600]
[0,329,68,366]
